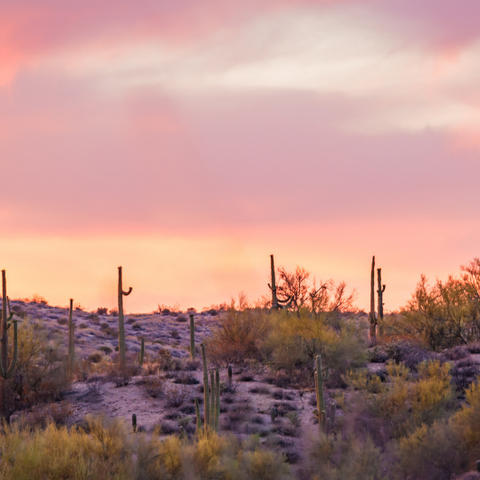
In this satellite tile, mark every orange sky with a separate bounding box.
[2,1,480,313]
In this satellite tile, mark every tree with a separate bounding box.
[275,265,356,316]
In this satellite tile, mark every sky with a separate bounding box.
[2,0,480,313]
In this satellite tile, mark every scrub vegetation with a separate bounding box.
[1,257,480,478]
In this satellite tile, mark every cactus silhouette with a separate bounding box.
[117,266,132,372]
[377,268,386,338]
[268,254,293,310]
[369,256,376,341]
[132,413,137,433]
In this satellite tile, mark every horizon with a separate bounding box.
[2,1,480,313]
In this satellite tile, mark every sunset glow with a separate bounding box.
[2,1,480,313]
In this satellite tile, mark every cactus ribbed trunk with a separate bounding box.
[138,337,145,365]
[201,344,210,430]
[210,370,215,430]
[1,271,7,421]
[0,270,18,422]
[195,399,202,431]
[118,266,132,373]
[189,314,195,360]
[315,355,326,433]
[369,256,376,341]
[215,368,220,432]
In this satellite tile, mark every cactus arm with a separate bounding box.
[122,287,133,296]
[201,344,210,430]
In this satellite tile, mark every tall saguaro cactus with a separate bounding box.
[315,354,329,434]
[268,254,292,310]
[67,299,75,377]
[118,266,132,372]
[377,269,386,337]
[201,344,210,429]
[369,256,377,341]
[0,270,18,421]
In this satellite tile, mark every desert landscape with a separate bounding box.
[1,258,480,479]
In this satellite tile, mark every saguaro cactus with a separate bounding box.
[268,254,292,310]
[138,337,145,365]
[189,314,195,360]
[67,299,75,377]
[195,399,202,430]
[315,354,329,434]
[0,270,18,421]
[201,344,210,429]
[215,368,220,432]
[377,268,386,338]
[369,256,376,341]
[132,413,137,432]
[118,266,132,372]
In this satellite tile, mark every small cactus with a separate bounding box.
[118,266,132,373]
[476,460,480,472]
[189,314,195,360]
[270,407,276,423]
[228,364,233,383]
[138,337,145,365]
[132,413,137,433]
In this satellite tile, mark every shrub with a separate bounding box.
[207,303,272,365]
[397,264,480,351]
[57,317,68,326]
[88,352,103,363]
[385,339,437,371]
[306,433,383,480]
[395,421,467,480]
[450,357,480,393]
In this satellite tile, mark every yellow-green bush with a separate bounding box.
[0,417,133,479]
[346,360,453,438]
[308,433,384,480]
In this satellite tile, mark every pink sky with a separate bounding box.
[2,0,480,312]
